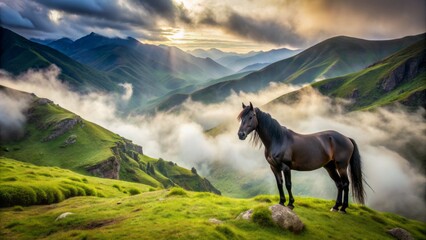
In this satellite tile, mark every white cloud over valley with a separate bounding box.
[0,67,425,220]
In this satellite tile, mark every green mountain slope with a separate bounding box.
[0,27,118,92]
[0,86,220,194]
[158,33,424,109]
[270,39,426,111]
[0,161,424,239]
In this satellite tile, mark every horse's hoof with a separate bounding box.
[339,210,347,214]
[330,208,338,212]
[287,205,294,210]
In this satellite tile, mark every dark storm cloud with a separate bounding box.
[35,0,154,27]
[0,0,189,41]
[0,1,56,32]
[198,9,219,26]
[176,3,192,24]
[133,0,176,18]
[0,3,34,29]
[224,11,305,46]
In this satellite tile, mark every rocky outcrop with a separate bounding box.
[35,98,53,105]
[125,141,143,155]
[400,89,426,109]
[42,117,82,142]
[87,156,120,179]
[60,134,77,148]
[380,53,425,92]
[387,228,414,240]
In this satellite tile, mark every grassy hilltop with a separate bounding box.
[0,86,219,194]
[1,158,425,240]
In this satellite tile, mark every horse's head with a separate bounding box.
[237,102,258,140]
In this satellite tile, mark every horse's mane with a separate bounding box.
[254,108,285,146]
[237,107,285,148]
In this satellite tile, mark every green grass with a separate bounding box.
[0,187,424,239]
[1,101,120,171]
[0,157,151,207]
[0,157,424,239]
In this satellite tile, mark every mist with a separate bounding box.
[0,88,31,142]
[0,67,424,220]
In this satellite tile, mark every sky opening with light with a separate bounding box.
[1,0,425,53]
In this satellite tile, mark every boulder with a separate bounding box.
[387,228,414,240]
[269,204,304,233]
[208,218,223,224]
[236,209,253,220]
[237,205,304,233]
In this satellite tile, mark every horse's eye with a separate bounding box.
[249,116,252,120]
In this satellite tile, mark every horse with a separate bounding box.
[237,102,366,213]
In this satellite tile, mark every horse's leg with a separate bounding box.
[336,167,350,213]
[270,165,285,205]
[324,161,343,211]
[282,163,295,209]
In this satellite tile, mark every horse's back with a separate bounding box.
[289,130,353,170]
[315,130,354,163]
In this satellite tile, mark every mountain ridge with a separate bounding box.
[153,33,425,110]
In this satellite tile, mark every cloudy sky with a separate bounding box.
[1,0,425,52]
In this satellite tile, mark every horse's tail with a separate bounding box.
[349,138,365,205]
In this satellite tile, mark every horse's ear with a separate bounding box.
[242,102,246,109]
[249,102,253,110]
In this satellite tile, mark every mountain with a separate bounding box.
[187,48,243,60]
[0,27,119,92]
[157,33,425,109]
[269,39,426,111]
[187,48,301,72]
[0,85,220,194]
[45,32,232,102]
[29,38,55,45]
[47,37,74,54]
[231,48,302,72]
[238,62,270,72]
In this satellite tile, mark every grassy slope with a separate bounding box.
[0,87,219,194]
[0,160,424,239]
[0,27,118,92]
[271,40,426,111]
[0,158,152,207]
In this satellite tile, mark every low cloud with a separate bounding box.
[0,86,31,142]
[224,11,305,46]
[118,83,133,101]
[0,67,424,220]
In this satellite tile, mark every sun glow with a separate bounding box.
[169,28,185,43]
[48,10,62,24]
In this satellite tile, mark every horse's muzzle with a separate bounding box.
[238,132,247,140]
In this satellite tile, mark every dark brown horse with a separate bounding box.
[237,102,366,212]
